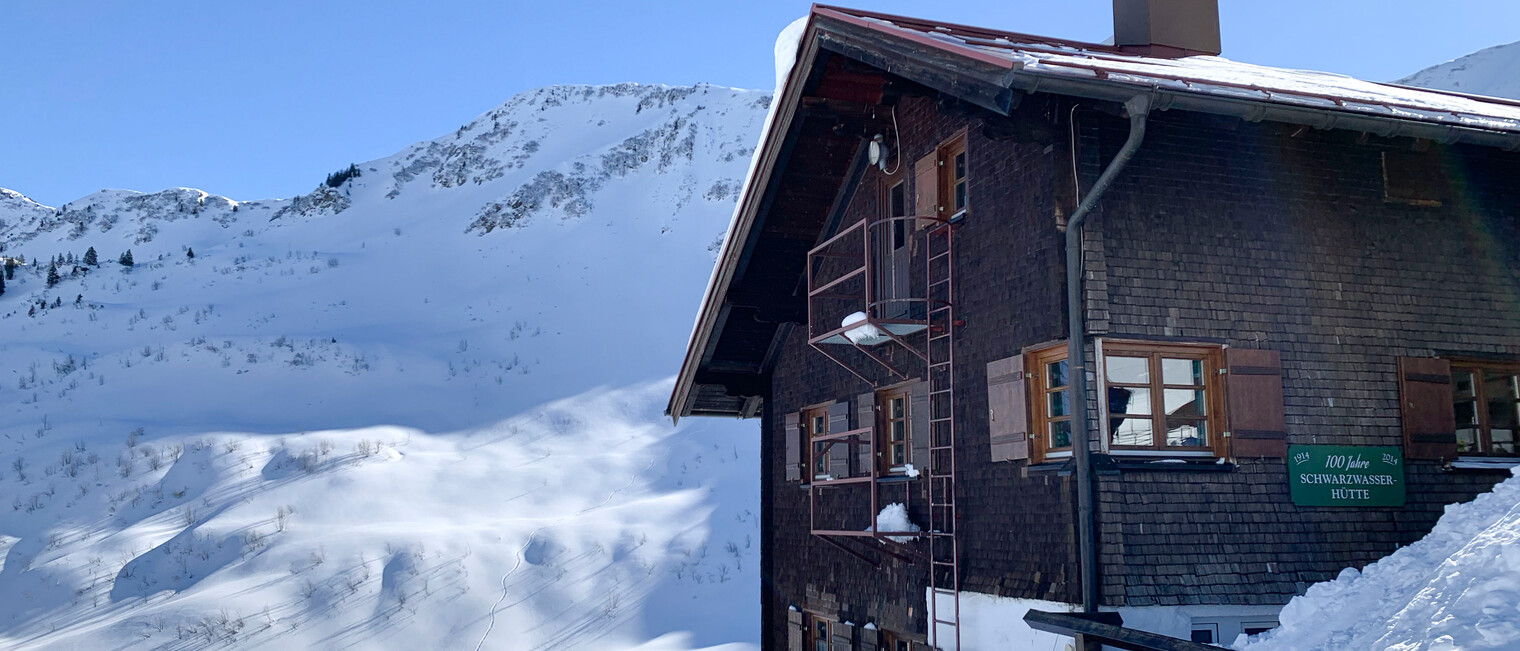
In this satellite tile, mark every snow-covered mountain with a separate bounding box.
[1396,40,1520,100]
[0,83,769,650]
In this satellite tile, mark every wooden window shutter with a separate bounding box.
[1226,348,1287,458]
[913,153,938,225]
[828,401,851,478]
[1399,357,1458,460]
[987,354,1029,461]
[856,392,876,475]
[858,625,878,651]
[832,621,855,651]
[784,412,801,482]
[909,380,931,471]
[787,610,804,651]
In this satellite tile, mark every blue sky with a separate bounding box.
[3,1,1517,207]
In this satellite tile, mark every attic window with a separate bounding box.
[1382,149,1444,206]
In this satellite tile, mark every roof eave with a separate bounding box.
[666,15,826,422]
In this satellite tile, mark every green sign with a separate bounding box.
[1288,445,1405,507]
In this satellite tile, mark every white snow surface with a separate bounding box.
[0,82,770,650]
[1397,40,1520,102]
[1238,466,1520,651]
[849,13,1520,133]
[865,503,920,544]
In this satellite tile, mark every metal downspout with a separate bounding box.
[1066,94,1150,615]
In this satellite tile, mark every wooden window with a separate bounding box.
[808,615,831,651]
[1028,344,1073,463]
[803,406,830,481]
[912,132,968,226]
[880,387,910,472]
[1450,361,1520,457]
[1382,149,1444,206]
[942,136,968,219]
[880,630,911,651]
[1103,342,1226,456]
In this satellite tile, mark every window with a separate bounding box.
[1190,624,1218,644]
[1103,342,1225,455]
[943,139,967,218]
[809,616,830,651]
[803,406,830,480]
[1452,362,1520,456]
[880,630,911,651]
[1028,344,1073,461]
[1382,149,1443,206]
[879,387,910,473]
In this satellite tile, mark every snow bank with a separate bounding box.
[1238,466,1520,650]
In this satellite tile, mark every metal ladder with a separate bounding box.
[924,220,959,650]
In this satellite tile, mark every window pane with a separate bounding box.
[1163,358,1203,385]
[813,415,827,437]
[891,421,905,442]
[954,182,967,211]
[1166,417,1207,447]
[1108,387,1151,415]
[1490,398,1517,429]
[890,183,906,217]
[1453,369,1475,398]
[1110,416,1153,446]
[1106,356,1149,384]
[1047,360,1069,389]
[1164,389,1206,417]
[1485,372,1519,400]
[1049,389,1069,417]
[1495,428,1516,455]
[891,397,905,419]
[1457,426,1479,453]
[954,152,966,180]
[1049,420,1072,448]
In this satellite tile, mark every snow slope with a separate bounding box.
[1396,40,1520,100]
[0,82,769,649]
[1238,466,1520,651]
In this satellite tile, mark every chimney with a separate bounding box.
[1112,0,1221,58]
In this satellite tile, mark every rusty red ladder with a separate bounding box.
[925,219,959,650]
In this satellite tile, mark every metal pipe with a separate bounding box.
[1066,94,1150,614]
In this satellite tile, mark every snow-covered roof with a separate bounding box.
[818,6,1520,143]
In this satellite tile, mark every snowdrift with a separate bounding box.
[1239,466,1520,650]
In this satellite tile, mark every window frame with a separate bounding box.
[939,133,969,221]
[803,613,833,651]
[802,405,831,482]
[1027,342,1074,464]
[1099,340,1227,457]
[877,386,911,475]
[1381,148,1444,207]
[1450,360,1520,458]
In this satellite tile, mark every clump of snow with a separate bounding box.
[841,311,889,345]
[774,17,808,91]
[866,503,921,543]
[1237,465,1520,650]
[901,463,921,478]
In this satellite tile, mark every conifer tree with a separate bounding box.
[187,247,195,259]
[84,247,98,266]
[46,262,60,287]
[119,250,134,267]
[0,270,6,297]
